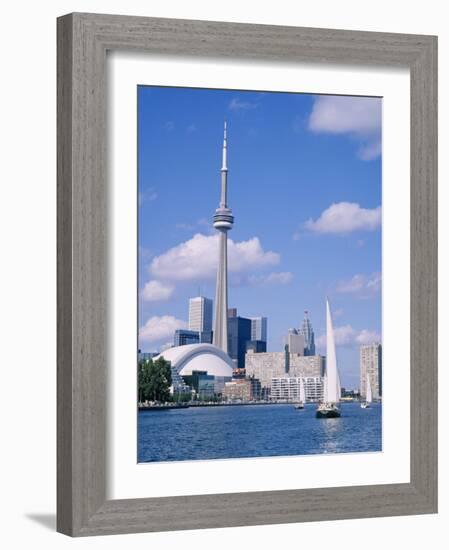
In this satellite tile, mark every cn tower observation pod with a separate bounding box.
[156,343,234,377]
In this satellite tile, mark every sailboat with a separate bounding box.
[294,378,306,409]
[361,375,372,409]
[316,298,341,419]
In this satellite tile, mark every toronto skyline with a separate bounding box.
[138,86,382,389]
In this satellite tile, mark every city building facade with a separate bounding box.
[286,328,305,355]
[174,328,213,347]
[170,367,192,396]
[182,370,216,400]
[246,340,267,354]
[223,378,261,401]
[227,312,252,369]
[289,354,325,377]
[188,296,213,333]
[246,349,325,395]
[271,376,324,402]
[174,329,200,347]
[250,316,267,343]
[245,350,287,389]
[360,343,382,399]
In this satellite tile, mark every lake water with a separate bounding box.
[138,401,382,462]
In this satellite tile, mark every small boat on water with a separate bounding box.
[294,377,306,410]
[316,402,341,418]
[316,298,341,419]
[361,375,373,409]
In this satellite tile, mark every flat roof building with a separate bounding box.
[189,296,213,333]
[271,376,323,402]
[223,378,261,401]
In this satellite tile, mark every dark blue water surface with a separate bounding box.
[138,402,382,463]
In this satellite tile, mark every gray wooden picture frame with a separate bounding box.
[57,12,438,537]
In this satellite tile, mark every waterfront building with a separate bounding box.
[271,376,324,402]
[213,122,234,353]
[245,348,325,394]
[303,376,325,401]
[298,310,316,356]
[289,355,325,378]
[286,328,305,355]
[250,317,267,343]
[182,370,216,400]
[360,343,382,399]
[271,377,303,401]
[227,311,252,369]
[245,350,287,390]
[223,378,261,401]
[246,339,267,354]
[170,367,192,396]
[189,296,213,333]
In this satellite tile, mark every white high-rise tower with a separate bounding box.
[213,122,234,353]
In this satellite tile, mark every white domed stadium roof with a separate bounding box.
[156,343,234,377]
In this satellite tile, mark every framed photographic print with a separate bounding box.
[57,13,437,536]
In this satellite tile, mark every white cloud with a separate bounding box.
[175,218,212,233]
[308,96,381,160]
[138,187,158,206]
[358,140,382,161]
[228,97,258,111]
[316,324,381,349]
[150,233,279,281]
[337,272,381,297]
[356,329,382,345]
[139,315,187,344]
[247,271,293,286]
[305,202,381,234]
[141,280,174,302]
[163,121,175,131]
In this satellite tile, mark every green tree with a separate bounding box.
[138,357,172,403]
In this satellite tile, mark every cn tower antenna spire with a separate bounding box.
[222,120,228,172]
[213,122,234,353]
[220,121,228,207]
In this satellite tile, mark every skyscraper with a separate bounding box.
[250,317,267,343]
[188,296,213,333]
[227,311,252,369]
[298,310,316,356]
[360,343,382,399]
[213,122,234,353]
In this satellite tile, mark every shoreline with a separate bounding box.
[138,399,365,411]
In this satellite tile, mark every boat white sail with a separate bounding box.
[299,377,306,403]
[316,298,341,418]
[324,297,340,403]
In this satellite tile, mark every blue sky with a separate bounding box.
[138,86,382,390]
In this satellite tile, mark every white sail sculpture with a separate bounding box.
[316,298,341,418]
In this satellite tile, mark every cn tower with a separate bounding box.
[212,122,234,353]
